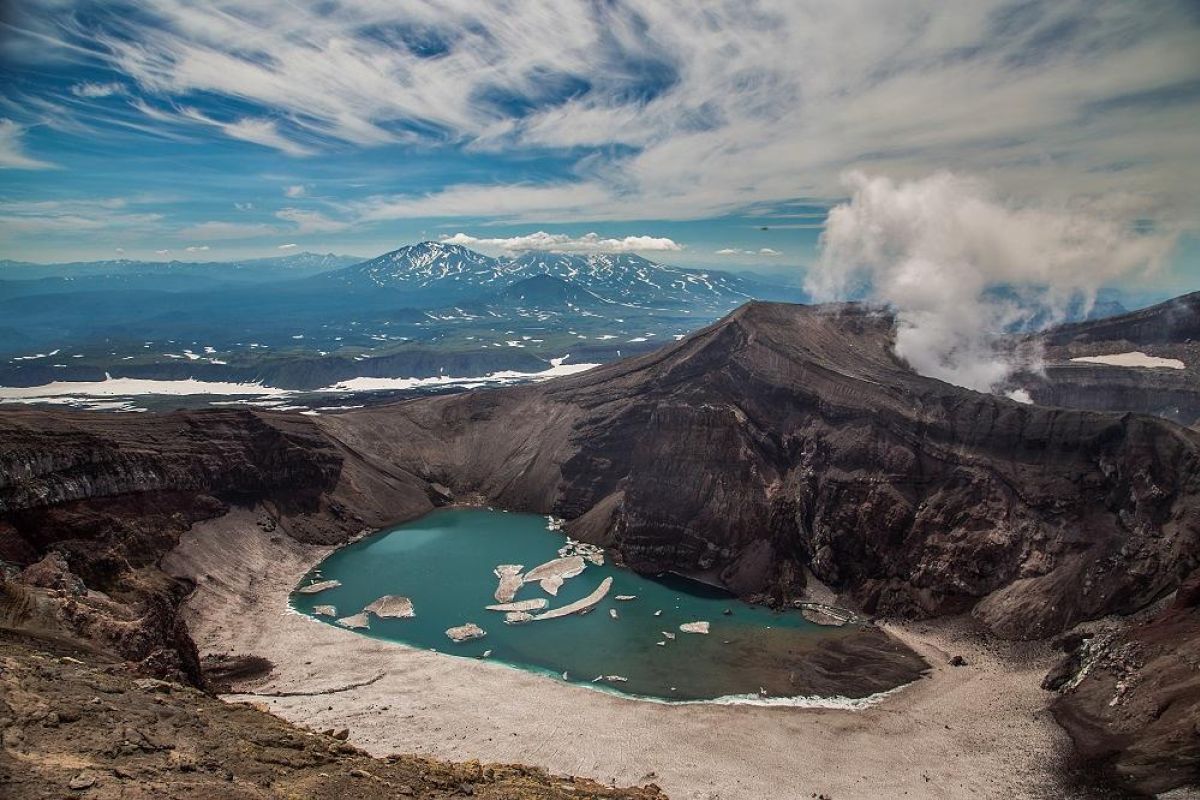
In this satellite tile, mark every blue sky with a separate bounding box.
[0,1,1197,287]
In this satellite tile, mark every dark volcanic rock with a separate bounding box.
[0,405,437,685]
[1011,291,1200,428]
[325,302,1200,639]
[0,409,348,684]
[1048,571,1200,796]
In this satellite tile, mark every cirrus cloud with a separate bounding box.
[0,120,56,170]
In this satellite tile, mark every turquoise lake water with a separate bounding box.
[290,508,853,702]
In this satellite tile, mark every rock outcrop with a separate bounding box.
[1046,571,1200,796]
[0,408,424,684]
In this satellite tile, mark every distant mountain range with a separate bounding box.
[311,241,796,311]
[0,241,1174,393]
[0,242,808,390]
[0,251,363,282]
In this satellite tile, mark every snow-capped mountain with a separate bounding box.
[323,241,504,291]
[321,241,799,310]
[502,251,770,310]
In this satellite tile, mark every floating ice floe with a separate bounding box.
[656,641,666,646]
[557,537,605,565]
[615,595,637,601]
[662,631,675,640]
[485,598,548,612]
[504,611,535,625]
[609,608,619,620]
[680,621,711,634]
[297,579,341,594]
[312,605,337,617]
[535,577,613,621]
[493,564,525,603]
[336,612,370,629]
[525,555,586,584]
[540,575,565,596]
[653,610,663,616]
[446,623,486,642]
[364,595,415,618]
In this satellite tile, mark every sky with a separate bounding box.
[0,0,1198,285]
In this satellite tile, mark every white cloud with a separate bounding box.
[155,249,170,255]
[28,0,1192,226]
[179,221,275,239]
[807,171,1176,392]
[1,0,1194,260]
[284,185,306,198]
[234,202,254,211]
[0,197,160,235]
[441,231,683,254]
[354,183,611,222]
[0,119,55,170]
[187,112,314,157]
[715,247,782,256]
[275,207,348,233]
[71,82,124,98]
[185,244,210,252]
[278,243,297,249]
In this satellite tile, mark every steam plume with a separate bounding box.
[807,172,1174,392]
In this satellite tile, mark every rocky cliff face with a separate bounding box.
[324,302,1200,641]
[0,409,350,683]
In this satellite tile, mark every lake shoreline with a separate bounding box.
[164,507,1077,800]
[288,507,926,703]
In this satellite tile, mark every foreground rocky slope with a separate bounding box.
[1043,569,1200,794]
[2,299,1198,795]
[0,631,665,800]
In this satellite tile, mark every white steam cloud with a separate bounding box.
[807,172,1175,392]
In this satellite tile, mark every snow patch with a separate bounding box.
[1070,351,1185,370]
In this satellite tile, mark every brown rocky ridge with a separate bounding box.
[2,298,1199,796]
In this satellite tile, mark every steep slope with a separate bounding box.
[1008,291,1200,427]
[324,302,1200,640]
[1045,570,1200,794]
[0,632,664,799]
[314,241,504,300]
